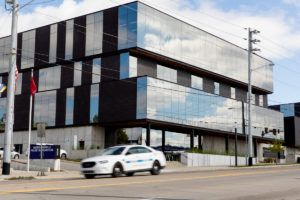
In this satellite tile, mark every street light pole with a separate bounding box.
[247,28,260,166]
[2,0,18,175]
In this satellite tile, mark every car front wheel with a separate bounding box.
[112,163,123,177]
[151,161,161,175]
[13,154,19,159]
[61,154,67,159]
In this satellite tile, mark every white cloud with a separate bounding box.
[282,0,300,7]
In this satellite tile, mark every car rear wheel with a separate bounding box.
[112,163,123,177]
[61,154,67,159]
[84,174,95,179]
[151,161,161,175]
[126,172,134,176]
[13,154,19,159]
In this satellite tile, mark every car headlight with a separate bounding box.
[99,160,109,164]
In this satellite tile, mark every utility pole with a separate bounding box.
[247,28,260,166]
[2,0,19,175]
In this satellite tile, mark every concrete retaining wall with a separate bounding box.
[181,153,256,167]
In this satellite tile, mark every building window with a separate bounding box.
[0,36,10,73]
[73,61,82,86]
[118,2,137,50]
[259,95,263,106]
[214,82,219,95]
[157,64,177,83]
[15,73,22,95]
[0,98,6,131]
[231,87,235,99]
[21,30,35,69]
[280,104,295,117]
[90,84,99,123]
[34,90,56,127]
[86,12,103,56]
[39,66,61,91]
[120,52,137,79]
[92,58,101,83]
[65,19,74,60]
[66,88,74,125]
[191,75,203,90]
[49,24,57,63]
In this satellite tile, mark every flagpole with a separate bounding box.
[27,69,33,172]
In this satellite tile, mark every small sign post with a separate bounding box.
[36,122,47,175]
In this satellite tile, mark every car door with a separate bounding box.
[136,147,154,169]
[124,147,140,171]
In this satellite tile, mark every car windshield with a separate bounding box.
[98,147,126,156]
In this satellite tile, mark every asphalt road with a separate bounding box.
[1,165,300,200]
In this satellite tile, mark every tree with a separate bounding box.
[116,128,128,144]
[269,139,284,164]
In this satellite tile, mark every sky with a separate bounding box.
[0,0,300,105]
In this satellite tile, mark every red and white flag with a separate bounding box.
[30,76,37,97]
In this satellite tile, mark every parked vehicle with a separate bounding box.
[0,147,20,159]
[79,145,166,179]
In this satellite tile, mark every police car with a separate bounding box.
[79,145,166,179]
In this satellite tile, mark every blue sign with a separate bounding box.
[30,145,60,159]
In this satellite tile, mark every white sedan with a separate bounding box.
[79,145,166,179]
[0,147,20,159]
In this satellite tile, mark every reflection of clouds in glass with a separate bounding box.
[65,19,74,60]
[137,3,273,92]
[21,30,35,69]
[138,77,283,140]
[86,12,103,56]
[0,36,10,73]
[39,66,61,91]
[66,88,74,125]
[34,90,56,126]
[90,84,99,123]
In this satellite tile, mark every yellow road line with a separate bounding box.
[1,168,300,194]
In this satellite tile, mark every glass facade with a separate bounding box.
[0,36,10,73]
[21,30,35,69]
[90,84,99,123]
[134,2,273,92]
[65,19,74,60]
[259,95,263,107]
[66,87,74,125]
[214,82,219,95]
[120,52,137,79]
[118,3,137,49]
[157,64,177,83]
[39,66,61,91]
[49,24,57,63]
[137,77,284,140]
[34,90,56,127]
[0,98,6,131]
[86,12,103,56]
[15,73,22,95]
[74,61,82,86]
[280,104,295,117]
[92,58,101,83]
[191,75,203,90]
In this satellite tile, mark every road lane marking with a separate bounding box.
[1,168,300,194]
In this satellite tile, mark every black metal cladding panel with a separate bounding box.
[21,71,31,94]
[236,88,247,102]
[294,103,300,117]
[56,21,66,63]
[17,33,22,68]
[61,63,74,88]
[219,83,230,98]
[99,78,137,123]
[14,94,30,130]
[137,56,157,77]
[177,69,191,88]
[35,26,50,68]
[269,105,280,111]
[33,70,39,91]
[263,95,268,108]
[203,77,214,94]
[82,60,92,85]
[2,75,8,97]
[255,94,259,106]
[103,7,118,53]
[284,117,295,147]
[74,85,90,125]
[101,54,120,82]
[294,116,300,147]
[56,88,66,126]
[73,16,86,59]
